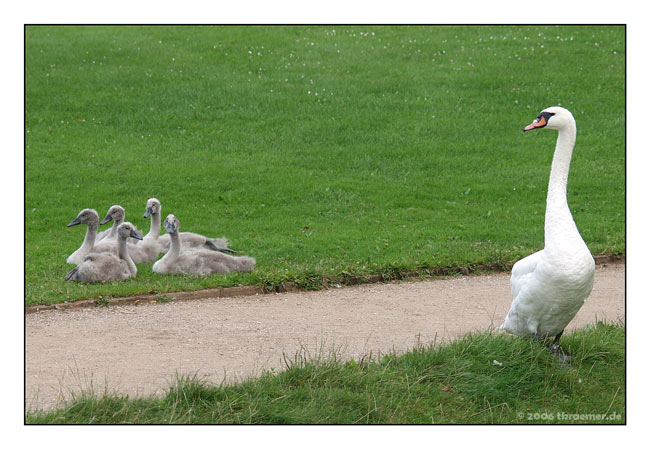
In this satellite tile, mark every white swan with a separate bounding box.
[143,198,235,254]
[65,222,142,282]
[152,214,255,276]
[66,209,100,265]
[500,106,595,355]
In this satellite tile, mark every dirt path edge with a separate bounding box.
[26,254,624,314]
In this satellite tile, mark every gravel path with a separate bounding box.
[26,263,625,412]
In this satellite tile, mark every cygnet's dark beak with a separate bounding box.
[67,217,81,227]
[100,213,113,225]
[130,229,143,240]
[164,221,176,234]
[144,207,152,219]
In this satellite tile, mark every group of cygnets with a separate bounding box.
[64,198,256,283]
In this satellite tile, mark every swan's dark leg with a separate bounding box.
[550,331,563,354]
[550,331,571,364]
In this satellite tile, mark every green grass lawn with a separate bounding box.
[25,25,625,305]
[25,322,624,424]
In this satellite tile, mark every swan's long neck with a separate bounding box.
[108,219,122,239]
[168,231,181,258]
[146,211,161,240]
[117,234,137,272]
[544,119,581,252]
[81,221,98,253]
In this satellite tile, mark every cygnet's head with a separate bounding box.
[163,214,180,234]
[524,106,575,132]
[101,205,126,225]
[117,222,143,241]
[144,198,161,219]
[68,208,99,227]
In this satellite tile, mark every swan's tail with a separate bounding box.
[234,256,256,273]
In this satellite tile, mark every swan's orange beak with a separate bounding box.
[524,115,547,131]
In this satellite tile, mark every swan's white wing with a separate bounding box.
[510,250,543,299]
[502,273,547,336]
[502,249,595,337]
[501,250,545,336]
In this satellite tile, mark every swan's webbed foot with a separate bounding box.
[530,331,571,365]
[554,353,571,365]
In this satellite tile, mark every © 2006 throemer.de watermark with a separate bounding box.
[518,411,623,422]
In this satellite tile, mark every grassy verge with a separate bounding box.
[26,322,624,424]
[25,25,625,305]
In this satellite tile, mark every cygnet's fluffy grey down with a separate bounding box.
[66,208,101,265]
[94,221,112,242]
[93,222,160,264]
[143,198,235,254]
[65,222,142,283]
[152,214,255,276]
[97,205,143,244]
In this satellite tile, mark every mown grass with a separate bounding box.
[25,25,625,305]
[26,322,625,424]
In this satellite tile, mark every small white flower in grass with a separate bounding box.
[493,360,502,366]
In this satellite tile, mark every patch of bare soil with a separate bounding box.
[26,263,624,412]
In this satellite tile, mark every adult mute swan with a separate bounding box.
[152,214,255,276]
[500,106,595,357]
[65,222,142,282]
